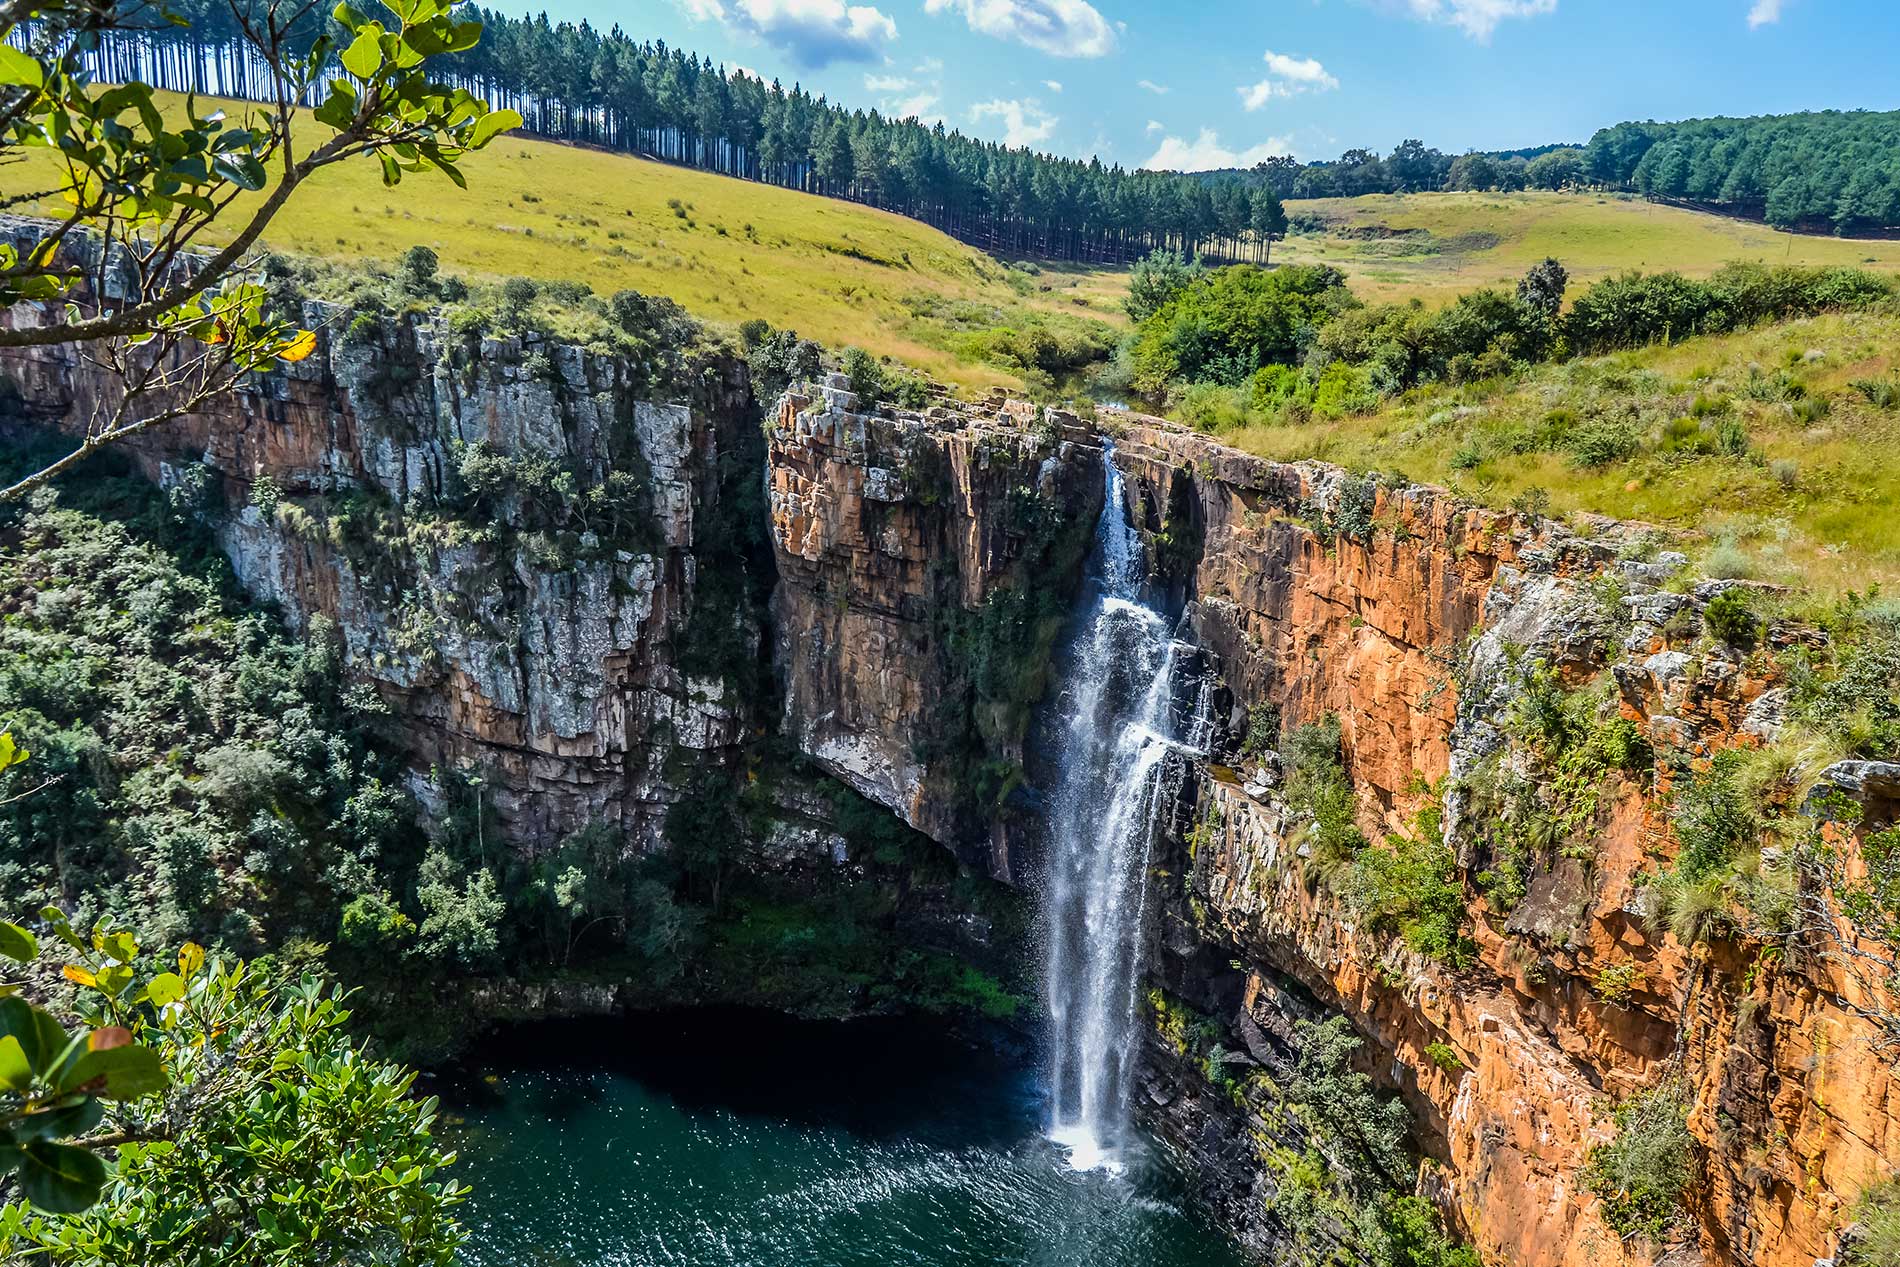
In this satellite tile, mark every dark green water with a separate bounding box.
[441,1009,1247,1267]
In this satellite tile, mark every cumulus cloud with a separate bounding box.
[1747,0,1782,26]
[1137,79,1169,94]
[924,0,1116,58]
[865,70,943,122]
[1044,79,1064,92]
[679,0,897,67]
[1145,119,1164,134]
[970,98,1060,148]
[1143,128,1294,172]
[1238,50,1338,111]
[1398,0,1557,40]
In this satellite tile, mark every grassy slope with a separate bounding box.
[1220,311,1900,593]
[0,93,1119,390]
[1276,192,1900,305]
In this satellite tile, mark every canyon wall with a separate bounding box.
[1,309,759,850]
[7,295,1898,1267]
[764,398,1900,1267]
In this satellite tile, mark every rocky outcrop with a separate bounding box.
[8,280,1898,1267]
[1106,417,1898,1267]
[1,310,761,850]
[765,399,1900,1267]
[765,380,1104,876]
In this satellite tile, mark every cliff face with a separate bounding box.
[1105,418,1900,1267]
[7,297,1897,1267]
[763,402,1900,1267]
[1,314,761,850]
[765,380,1104,877]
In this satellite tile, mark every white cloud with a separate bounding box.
[970,98,1060,148]
[889,92,943,120]
[679,0,897,67]
[1746,0,1782,26]
[915,56,945,72]
[1044,79,1064,92]
[1398,0,1556,40]
[1238,50,1338,111]
[1137,79,1170,94]
[867,68,943,122]
[1143,128,1294,172]
[923,0,1116,58]
[1145,119,1164,134]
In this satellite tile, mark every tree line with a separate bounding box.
[49,5,1900,276]
[62,2,1289,266]
[1582,111,1900,235]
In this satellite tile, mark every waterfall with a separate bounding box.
[1043,443,1204,1173]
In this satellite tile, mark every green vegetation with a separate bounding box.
[1274,719,1472,965]
[1583,1082,1697,1242]
[1467,666,1653,914]
[1274,193,1900,307]
[4,90,1123,395]
[1212,307,1900,594]
[1245,1015,1477,1267]
[0,474,422,955]
[0,0,520,505]
[1585,112,1900,234]
[1844,1175,1900,1267]
[0,917,464,1261]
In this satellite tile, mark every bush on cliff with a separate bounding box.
[1583,1082,1697,1242]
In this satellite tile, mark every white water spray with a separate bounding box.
[1043,444,1204,1173]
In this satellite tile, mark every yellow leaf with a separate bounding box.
[62,964,97,988]
[279,329,318,362]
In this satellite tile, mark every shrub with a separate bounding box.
[1704,587,1763,647]
[398,244,438,293]
[841,347,890,405]
[500,276,537,313]
[1566,414,1644,467]
[1851,377,1900,410]
[1423,1041,1465,1074]
[1584,1083,1696,1242]
[1844,1175,1900,1267]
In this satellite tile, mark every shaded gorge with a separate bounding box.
[440,1009,1246,1266]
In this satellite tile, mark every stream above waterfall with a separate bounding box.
[441,1010,1245,1267]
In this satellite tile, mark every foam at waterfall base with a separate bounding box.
[1049,1122,1127,1176]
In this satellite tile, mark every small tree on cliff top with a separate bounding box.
[0,0,520,503]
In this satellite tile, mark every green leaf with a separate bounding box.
[0,46,44,89]
[0,732,26,772]
[212,154,268,191]
[469,109,523,150]
[0,997,69,1077]
[144,972,184,1007]
[63,1044,166,1101]
[17,1140,106,1214]
[16,1095,102,1142]
[339,26,386,79]
[0,1035,31,1091]
[0,921,37,963]
[377,151,402,187]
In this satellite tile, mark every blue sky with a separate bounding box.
[557,0,1900,170]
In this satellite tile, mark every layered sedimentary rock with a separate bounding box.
[0,310,758,849]
[766,400,1900,1267]
[765,379,1104,875]
[8,281,1898,1267]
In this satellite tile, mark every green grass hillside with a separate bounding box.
[1276,192,1900,305]
[1,93,1121,391]
[1213,311,1900,594]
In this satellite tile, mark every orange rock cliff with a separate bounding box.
[4,308,1897,1267]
